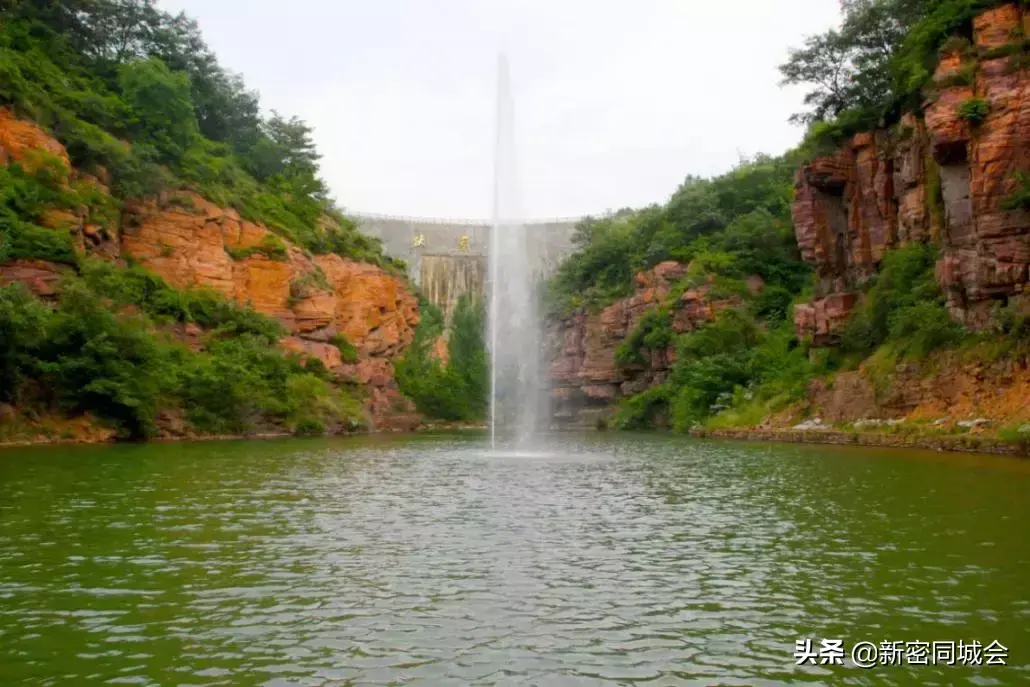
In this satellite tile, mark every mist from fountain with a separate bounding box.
[488,54,543,450]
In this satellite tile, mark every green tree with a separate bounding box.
[119,56,198,163]
[0,283,50,404]
[396,296,489,422]
[779,30,858,124]
[447,294,489,418]
[782,0,1005,135]
[244,111,323,183]
[840,243,942,355]
[35,282,172,439]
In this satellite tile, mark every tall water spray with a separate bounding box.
[488,54,542,450]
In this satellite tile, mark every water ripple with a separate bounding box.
[1,434,1029,685]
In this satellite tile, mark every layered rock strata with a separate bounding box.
[793,3,1030,341]
[547,261,736,427]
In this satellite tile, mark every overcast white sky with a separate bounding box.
[158,1,842,219]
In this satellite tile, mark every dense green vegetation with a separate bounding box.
[546,154,807,314]
[0,151,116,264]
[544,152,823,431]
[0,0,398,268]
[0,263,363,440]
[547,156,982,433]
[838,243,963,358]
[396,295,489,422]
[588,192,976,432]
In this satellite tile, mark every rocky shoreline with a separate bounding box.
[691,427,1030,457]
[0,422,488,450]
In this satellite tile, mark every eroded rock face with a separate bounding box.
[0,110,422,431]
[546,261,738,427]
[792,293,860,347]
[0,108,70,170]
[316,255,418,358]
[0,260,70,298]
[0,110,118,258]
[794,4,1030,339]
[119,193,420,429]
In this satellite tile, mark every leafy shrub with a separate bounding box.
[958,97,990,124]
[287,267,331,305]
[329,333,360,364]
[175,338,361,437]
[32,282,175,439]
[226,233,289,262]
[750,284,794,322]
[888,302,966,357]
[1002,171,1030,211]
[840,243,943,355]
[79,259,283,342]
[176,335,301,434]
[0,158,85,264]
[293,418,325,436]
[303,356,332,380]
[0,283,50,403]
[616,308,829,433]
[616,308,674,366]
[283,373,364,433]
[666,309,762,430]
[0,221,77,264]
[613,386,670,429]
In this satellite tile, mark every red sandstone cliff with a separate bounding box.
[119,193,421,430]
[794,4,1030,342]
[0,110,421,432]
[547,261,738,427]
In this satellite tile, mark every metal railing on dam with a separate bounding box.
[346,212,585,227]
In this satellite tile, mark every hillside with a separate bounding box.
[545,1,1030,450]
[0,0,488,443]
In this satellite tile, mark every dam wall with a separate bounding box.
[349,213,580,318]
[419,254,487,322]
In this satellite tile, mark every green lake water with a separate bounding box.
[1,433,1028,686]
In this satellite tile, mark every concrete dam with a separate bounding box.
[349,213,580,319]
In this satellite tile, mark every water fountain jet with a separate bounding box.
[488,54,544,451]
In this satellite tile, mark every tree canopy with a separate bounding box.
[545,153,808,315]
[780,0,1008,145]
[0,0,396,267]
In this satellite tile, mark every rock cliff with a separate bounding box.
[547,261,735,427]
[0,108,70,170]
[793,4,1030,341]
[119,193,421,430]
[0,112,422,432]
